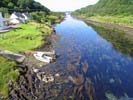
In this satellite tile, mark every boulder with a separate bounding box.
[0,49,25,63]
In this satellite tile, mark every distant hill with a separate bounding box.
[0,0,49,14]
[74,0,133,16]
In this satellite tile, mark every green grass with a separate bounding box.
[0,22,52,98]
[0,22,52,53]
[0,57,19,98]
[89,15,133,28]
[74,15,133,28]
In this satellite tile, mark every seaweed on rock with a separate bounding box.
[67,61,96,100]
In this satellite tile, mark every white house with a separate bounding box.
[0,12,9,30]
[10,12,25,24]
[22,12,30,21]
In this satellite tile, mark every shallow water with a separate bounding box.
[52,15,133,100]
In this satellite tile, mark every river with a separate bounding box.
[48,15,133,100]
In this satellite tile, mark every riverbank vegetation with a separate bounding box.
[31,11,64,25]
[89,15,133,28]
[78,15,133,28]
[0,57,19,98]
[73,0,133,27]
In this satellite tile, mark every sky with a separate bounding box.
[35,0,99,12]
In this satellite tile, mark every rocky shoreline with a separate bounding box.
[5,30,93,100]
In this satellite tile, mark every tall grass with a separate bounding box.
[0,57,19,98]
[89,15,133,28]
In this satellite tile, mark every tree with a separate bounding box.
[73,0,133,16]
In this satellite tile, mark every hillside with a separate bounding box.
[0,0,49,13]
[74,0,133,16]
[0,0,64,25]
[73,0,133,28]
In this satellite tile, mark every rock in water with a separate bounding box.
[42,75,54,83]
[55,73,60,77]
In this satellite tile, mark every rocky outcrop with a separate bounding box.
[7,63,67,100]
[0,49,25,63]
[7,65,45,100]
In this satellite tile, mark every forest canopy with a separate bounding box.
[73,0,133,16]
[0,0,49,13]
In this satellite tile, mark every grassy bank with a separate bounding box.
[74,15,133,28]
[0,22,52,53]
[89,15,133,28]
[0,57,19,98]
[74,15,133,40]
[0,22,53,98]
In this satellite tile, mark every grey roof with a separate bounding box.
[14,12,25,18]
[16,18,24,23]
[23,12,30,18]
[11,18,24,23]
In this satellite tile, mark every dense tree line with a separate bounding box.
[73,0,133,16]
[0,0,49,14]
[31,11,64,24]
[0,0,64,25]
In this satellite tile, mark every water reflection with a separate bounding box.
[53,15,133,100]
[88,23,133,57]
